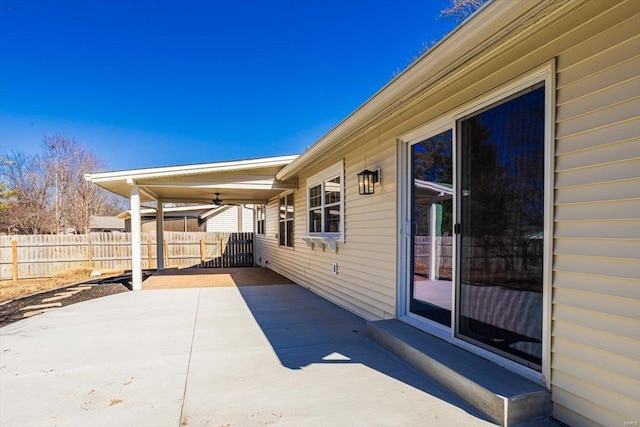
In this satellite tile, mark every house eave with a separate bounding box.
[276,0,568,181]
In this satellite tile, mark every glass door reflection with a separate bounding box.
[410,130,453,327]
[457,84,545,368]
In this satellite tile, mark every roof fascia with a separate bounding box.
[159,204,220,213]
[415,179,454,195]
[85,155,298,183]
[136,181,296,191]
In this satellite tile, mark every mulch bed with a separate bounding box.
[0,282,129,329]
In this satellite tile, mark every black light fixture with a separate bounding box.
[357,169,379,195]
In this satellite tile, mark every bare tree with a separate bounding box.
[0,152,16,212]
[65,147,122,233]
[0,134,123,234]
[0,150,52,233]
[392,0,488,78]
[440,0,486,22]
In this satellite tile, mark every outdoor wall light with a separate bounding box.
[357,169,380,195]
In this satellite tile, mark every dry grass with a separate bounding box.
[0,268,124,303]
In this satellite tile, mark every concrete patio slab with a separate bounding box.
[142,267,294,289]
[1,283,497,427]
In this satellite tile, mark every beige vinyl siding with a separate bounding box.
[257,1,638,425]
[552,3,640,426]
[205,206,238,232]
[253,198,283,273]
[255,139,398,321]
[206,205,253,232]
[241,206,254,232]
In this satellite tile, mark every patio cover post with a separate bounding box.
[129,182,143,290]
[429,203,438,281]
[156,199,165,271]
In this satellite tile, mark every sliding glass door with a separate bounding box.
[457,83,545,368]
[410,130,453,328]
[405,80,547,370]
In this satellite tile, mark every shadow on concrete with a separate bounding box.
[143,267,294,289]
[83,269,155,290]
[235,284,492,422]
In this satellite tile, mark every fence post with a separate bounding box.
[164,240,169,267]
[87,234,93,268]
[12,239,18,281]
[220,237,225,268]
[147,238,153,269]
[200,238,205,263]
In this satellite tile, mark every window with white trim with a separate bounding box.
[307,161,344,240]
[279,193,294,247]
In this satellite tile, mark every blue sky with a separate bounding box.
[1,0,461,171]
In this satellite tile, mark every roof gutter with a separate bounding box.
[86,154,298,184]
[276,0,552,181]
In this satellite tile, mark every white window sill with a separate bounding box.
[301,235,341,253]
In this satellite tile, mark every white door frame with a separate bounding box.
[396,62,555,386]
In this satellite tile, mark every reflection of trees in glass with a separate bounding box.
[461,117,504,239]
[414,131,453,184]
[412,130,453,235]
[461,85,545,281]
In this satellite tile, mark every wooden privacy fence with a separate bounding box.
[0,232,253,280]
[414,235,543,281]
[192,232,254,268]
[414,236,453,279]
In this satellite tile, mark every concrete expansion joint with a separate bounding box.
[179,289,201,426]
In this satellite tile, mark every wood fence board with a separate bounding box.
[0,232,248,279]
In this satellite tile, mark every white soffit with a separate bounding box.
[85,155,299,203]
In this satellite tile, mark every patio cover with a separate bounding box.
[85,155,298,289]
[86,155,298,204]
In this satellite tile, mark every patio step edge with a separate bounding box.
[366,319,551,426]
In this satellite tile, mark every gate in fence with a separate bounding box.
[193,232,254,268]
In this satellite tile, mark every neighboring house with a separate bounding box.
[89,216,125,233]
[119,205,206,232]
[86,1,639,426]
[118,204,254,233]
[200,205,255,233]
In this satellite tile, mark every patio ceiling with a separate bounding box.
[85,155,299,204]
